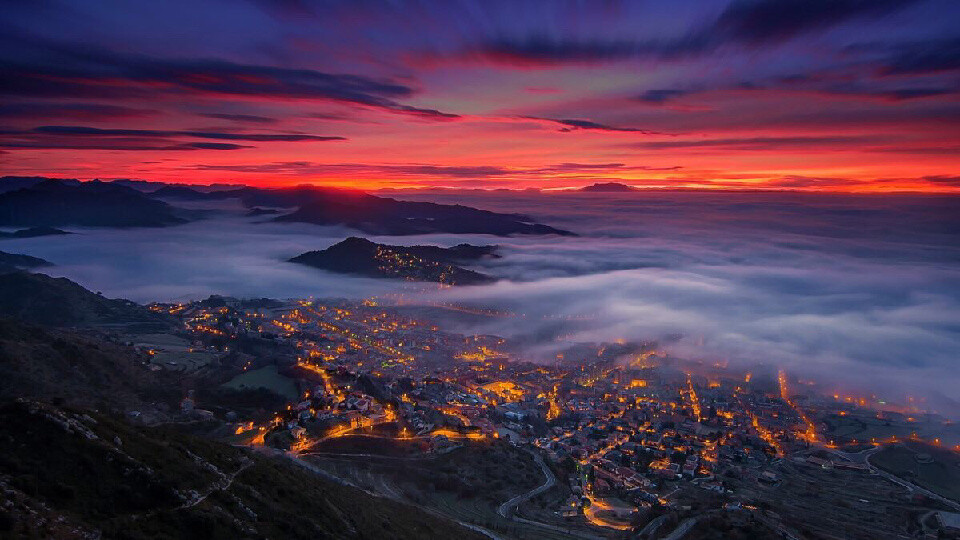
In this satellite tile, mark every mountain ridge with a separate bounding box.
[578,181,640,192]
[0,271,167,327]
[0,180,185,227]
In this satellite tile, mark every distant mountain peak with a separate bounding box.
[0,226,70,239]
[579,182,640,192]
[0,179,184,228]
[0,251,52,273]
[0,271,167,326]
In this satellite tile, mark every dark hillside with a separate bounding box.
[0,400,490,540]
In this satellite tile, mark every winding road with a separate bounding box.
[497,449,606,540]
[281,449,505,540]
[497,449,556,518]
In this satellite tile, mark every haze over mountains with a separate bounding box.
[0,251,51,273]
[0,226,70,239]
[0,176,80,193]
[3,178,959,414]
[0,271,165,327]
[0,176,573,236]
[159,183,574,236]
[0,179,184,227]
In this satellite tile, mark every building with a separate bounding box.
[936,511,960,534]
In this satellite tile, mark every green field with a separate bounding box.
[222,364,298,400]
[130,332,219,372]
[313,433,428,457]
[823,413,913,444]
[823,412,960,448]
[871,441,960,502]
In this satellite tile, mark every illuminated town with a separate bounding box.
[3,2,960,538]
[147,296,960,539]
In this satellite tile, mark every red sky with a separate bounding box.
[1,0,958,192]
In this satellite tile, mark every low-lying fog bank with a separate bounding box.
[7,190,960,414]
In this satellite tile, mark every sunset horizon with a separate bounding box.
[2,2,959,539]
[3,1,959,193]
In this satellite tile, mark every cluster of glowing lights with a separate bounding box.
[779,369,818,444]
[749,412,784,457]
[373,246,462,284]
[684,374,702,422]
[582,495,632,531]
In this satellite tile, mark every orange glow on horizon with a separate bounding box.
[21,174,960,194]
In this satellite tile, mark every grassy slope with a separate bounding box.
[0,317,178,412]
[871,441,960,502]
[0,400,490,540]
[0,271,168,327]
[307,441,555,538]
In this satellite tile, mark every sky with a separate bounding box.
[1,0,959,192]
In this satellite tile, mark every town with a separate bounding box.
[146,296,960,539]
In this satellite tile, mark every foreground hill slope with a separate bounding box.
[0,400,490,540]
[0,271,166,327]
[0,278,490,539]
[0,251,51,273]
[0,318,173,412]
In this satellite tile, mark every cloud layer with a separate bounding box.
[8,190,960,415]
[388,191,960,413]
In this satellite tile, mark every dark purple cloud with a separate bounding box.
[30,126,345,142]
[443,0,921,67]
[172,142,250,150]
[198,113,278,124]
[823,84,959,101]
[764,175,860,188]
[635,71,958,106]
[637,89,693,104]
[874,37,960,75]
[922,175,960,186]
[191,161,510,177]
[472,36,712,65]
[714,0,919,45]
[527,117,661,133]
[188,161,685,179]
[0,125,343,152]
[628,135,888,150]
[0,141,248,151]
[538,163,684,172]
[0,103,157,120]
[0,36,458,120]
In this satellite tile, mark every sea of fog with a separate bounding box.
[5,191,960,413]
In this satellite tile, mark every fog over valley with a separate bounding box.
[8,190,960,415]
